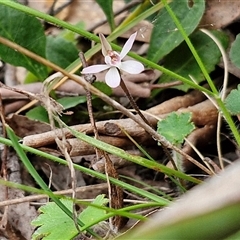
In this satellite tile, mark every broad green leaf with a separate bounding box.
[157,112,195,145]
[79,194,109,227]
[147,0,205,63]
[57,96,87,109]
[26,106,49,123]
[32,196,108,240]
[230,34,240,68]
[95,0,115,31]
[0,4,48,80]
[46,35,79,69]
[160,30,229,92]
[92,81,112,96]
[225,85,240,115]
[226,230,240,240]
[24,71,48,84]
[32,199,78,240]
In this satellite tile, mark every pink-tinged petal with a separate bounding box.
[105,53,121,68]
[105,67,121,88]
[99,33,112,56]
[120,32,137,59]
[82,64,110,74]
[120,60,144,74]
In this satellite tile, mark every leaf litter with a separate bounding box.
[0,0,240,239]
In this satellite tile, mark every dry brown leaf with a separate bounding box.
[36,158,86,191]
[0,153,38,239]
[6,115,51,138]
[67,0,125,28]
[28,0,73,20]
[200,0,240,29]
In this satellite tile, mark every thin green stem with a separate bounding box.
[0,135,171,203]
[161,0,240,146]
[81,202,162,231]
[61,121,204,182]
[216,98,240,145]
[6,125,99,238]
[161,0,218,95]
[127,52,214,95]
[0,36,211,176]
[0,0,212,96]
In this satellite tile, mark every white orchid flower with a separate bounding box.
[81,32,144,88]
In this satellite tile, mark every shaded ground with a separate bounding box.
[0,0,240,239]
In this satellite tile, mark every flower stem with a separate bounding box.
[120,78,150,126]
[120,77,177,169]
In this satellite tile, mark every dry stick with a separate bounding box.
[0,36,212,175]
[0,183,108,207]
[0,93,8,182]
[79,52,100,142]
[48,0,74,16]
[80,53,124,232]
[0,94,9,230]
[42,79,81,233]
[0,80,80,232]
[120,78,177,171]
[88,0,142,32]
[79,52,100,161]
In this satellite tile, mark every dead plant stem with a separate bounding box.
[0,36,212,175]
[79,52,124,231]
[120,77,177,171]
[0,93,9,230]
[120,78,150,126]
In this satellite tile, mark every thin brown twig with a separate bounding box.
[42,78,80,233]
[120,78,151,126]
[79,52,102,162]
[0,183,108,207]
[88,0,142,32]
[79,53,99,140]
[48,0,74,17]
[0,93,9,230]
[120,77,177,171]
[80,52,124,231]
[0,36,212,175]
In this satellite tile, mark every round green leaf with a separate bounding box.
[225,84,240,115]
[230,34,240,68]
[157,112,195,145]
